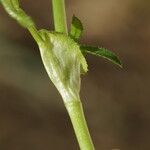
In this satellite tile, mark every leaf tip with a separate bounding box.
[69,15,84,41]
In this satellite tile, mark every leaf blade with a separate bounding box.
[69,15,83,41]
[80,45,122,67]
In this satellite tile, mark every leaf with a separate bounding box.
[1,0,35,28]
[11,0,20,10]
[69,15,83,41]
[80,45,122,67]
[38,30,88,102]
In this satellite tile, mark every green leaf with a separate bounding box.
[1,0,35,28]
[80,45,122,67]
[38,30,88,102]
[1,0,42,44]
[11,0,19,10]
[69,15,83,41]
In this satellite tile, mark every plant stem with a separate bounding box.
[65,100,95,150]
[52,0,68,33]
[52,0,95,149]
[28,27,42,43]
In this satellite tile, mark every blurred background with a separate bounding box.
[0,0,150,149]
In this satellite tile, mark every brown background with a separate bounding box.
[0,0,150,149]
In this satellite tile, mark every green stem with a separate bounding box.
[28,27,42,43]
[52,0,68,33]
[52,0,95,149]
[65,101,95,150]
